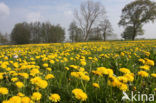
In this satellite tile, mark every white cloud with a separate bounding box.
[64,10,73,17]
[26,12,44,22]
[0,2,10,17]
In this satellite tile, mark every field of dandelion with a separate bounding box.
[0,40,156,103]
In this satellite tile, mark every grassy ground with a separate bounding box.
[0,40,156,103]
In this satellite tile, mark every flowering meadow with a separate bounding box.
[0,40,156,103]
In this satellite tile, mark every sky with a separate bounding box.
[0,0,156,39]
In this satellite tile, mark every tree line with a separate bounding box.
[0,0,156,44]
[0,22,65,44]
[11,22,65,44]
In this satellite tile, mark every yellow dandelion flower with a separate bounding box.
[9,96,21,103]
[123,73,134,82]
[0,87,8,95]
[50,60,55,64]
[138,71,149,77]
[64,67,69,71]
[118,76,128,83]
[13,62,19,68]
[31,92,42,101]
[30,77,48,89]
[79,67,85,72]
[21,97,31,103]
[0,73,4,79]
[92,83,100,88]
[72,88,88,101]
[119,68,131,74]
[43,63,48,68]
[2,100,10,103]
[119,83,128,91]
[45,74,55,80]
[71,72,79,78]
[81,61,86,66]
[139,65,150,71]
[15,82,24,88]
[18,73,29,79]
[151,73,156,78]
[49,93,61,103]
[138,59,145,64]
[11,77,18,82]
[30,69,40,76]
[81,75,90,81]
[17,92,25,97]
[146,59,155,66]
[46,67,52,71]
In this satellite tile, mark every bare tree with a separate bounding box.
[74,0,106,41]
[99,18,113,41]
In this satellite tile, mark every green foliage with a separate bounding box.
[11,22,65,44]
[119,0,156,40]
[121,26,144,40]
[47,24,65,43]
[11,22,31,44]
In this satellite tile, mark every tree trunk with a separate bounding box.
[84,35,87,41]
[103,32,106,41]
[132,28,136,40]
[132,24,136,40]
[84,32,89,41]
